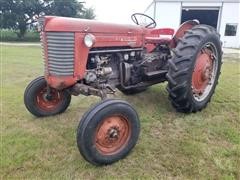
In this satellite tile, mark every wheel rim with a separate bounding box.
[192,42,219,102]
[95,115,131,155]
[36,86,63,111]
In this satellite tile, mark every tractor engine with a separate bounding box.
[82,45,170,97]
[38,16,172,98]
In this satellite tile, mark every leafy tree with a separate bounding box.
[82,7,96,20]
[45,0,83,17]
[0,0,45,38]
[0,0,95,39]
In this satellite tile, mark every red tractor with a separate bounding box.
[24,13,222,165]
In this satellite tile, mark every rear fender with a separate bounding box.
[171,20,200,48]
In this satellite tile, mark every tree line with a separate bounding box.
[0,0,96,39]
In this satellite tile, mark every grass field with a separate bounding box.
[1,45,240,179]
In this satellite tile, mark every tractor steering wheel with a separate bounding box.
[131,13,156,29]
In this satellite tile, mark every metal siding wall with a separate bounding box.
[145,2,155,18]
[220,3,240,48]
[182,2,222,7]
[155,2,182,29]
[145,1,240,48]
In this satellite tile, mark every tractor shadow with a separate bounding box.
[119,83,175,115]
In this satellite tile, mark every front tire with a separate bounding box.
[24,76,71,117]
[167,25,222,113]
[77,99,140,165]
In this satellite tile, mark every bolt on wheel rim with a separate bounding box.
[192,42,219,102]
[95,115,131,155]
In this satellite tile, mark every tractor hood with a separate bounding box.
[41,16,145,35]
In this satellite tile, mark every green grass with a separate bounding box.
[1,45,240,179]
[1,30,40,42]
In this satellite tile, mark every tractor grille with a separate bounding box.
[41,32,75,76]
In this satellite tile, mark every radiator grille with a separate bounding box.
[40,32,47,74]
[43,32,75,76]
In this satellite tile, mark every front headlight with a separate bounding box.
[84,34,96,48]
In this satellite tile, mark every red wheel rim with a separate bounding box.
[95,115,131,155]
[36,86,63,111]
[192,44,217,101]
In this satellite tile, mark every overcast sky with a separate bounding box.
[85,0,153,24]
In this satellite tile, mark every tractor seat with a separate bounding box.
[145,28,175,44]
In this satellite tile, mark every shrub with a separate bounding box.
[1,29,40,42]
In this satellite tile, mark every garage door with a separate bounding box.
[181,8,219,29]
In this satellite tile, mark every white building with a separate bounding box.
[145,0,240,48]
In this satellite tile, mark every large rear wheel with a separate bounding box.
[167,25,222,113]
[24,76,71,117]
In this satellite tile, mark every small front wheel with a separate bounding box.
[24,76,71,117]
[77,99,140,165]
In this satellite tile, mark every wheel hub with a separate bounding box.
[36,87,63,111]
[202,65,211,81]
[44,94,53,101]
[108,127,119,139]
[192,49,214,95]
[95,115,131,155]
